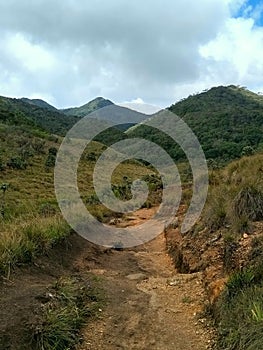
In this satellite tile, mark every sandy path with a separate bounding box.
[77,209,214,350]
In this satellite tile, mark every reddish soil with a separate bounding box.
[76,208,215,350]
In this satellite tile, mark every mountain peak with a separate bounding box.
[62,97,114,117]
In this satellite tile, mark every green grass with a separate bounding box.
[0,123,160,275]
[213,235,263,350]
[187,152,263,349]
[215,270,263,350]
[32,276,104,350]
[0,215,71,276]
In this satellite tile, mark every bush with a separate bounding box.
[0,158,4,171]
[48,147,58,156]
[45,154,56,168]
[242,146,255,156]
[7,156,27,169]
[32,139,46,154]
[233,186,263,221]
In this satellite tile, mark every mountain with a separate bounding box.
[62,97,114,117]
[127,85,263,163]
[84,104,149,125]
[0,96,79,136]
[20,98,57,111]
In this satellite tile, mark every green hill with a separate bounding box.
[127,85,263,163]
[62,97,114,117]
[0,96,80,136]
[20,97,57,111]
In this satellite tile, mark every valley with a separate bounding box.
[0,85,263,349]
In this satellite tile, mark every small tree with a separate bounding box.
[45,147,58,168]
[242,146,254,157]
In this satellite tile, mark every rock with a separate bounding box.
[169,281,177,286]
[126,273,148,281]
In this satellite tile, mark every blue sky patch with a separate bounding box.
[235,0,263,26]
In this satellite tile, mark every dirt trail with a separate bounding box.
[77,208,214,350]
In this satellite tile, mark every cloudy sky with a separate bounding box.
[0,0,263,110]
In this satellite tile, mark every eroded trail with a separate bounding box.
[77,208,214,350]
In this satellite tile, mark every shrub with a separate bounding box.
[32,276,104,350]
[32,139,46,154]
[0,158,5,171]
[7,156,27,169]
[45,154,56,168]
[86,152,97,161]
[48,147,58,156]
[242,146,255,156]
[233,186,263,221]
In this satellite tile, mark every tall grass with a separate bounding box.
[201,154,263,349]
[203,153,263,234]
[215,270,263,350]
[0,215,70,276]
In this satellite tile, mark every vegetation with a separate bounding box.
[127,85,263,163]
[0,215,70,276]
[203,153,263,233]
[62,96,114,117]
[20,97,57,111]
[0,96,80,136]
[201,152,263,350]
[0,120,155,275]
[1,85,263,349]
[32,276,104,350]
[214,245,263,350]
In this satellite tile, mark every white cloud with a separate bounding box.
[6,33,57,72]
[199,16,263,88]
[0,0,262,107]
[119,98,161,114]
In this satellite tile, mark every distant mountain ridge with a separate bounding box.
[2,85,263,162]
[20,98,58,111]
[0,95,150,141]
[62,97,114,117]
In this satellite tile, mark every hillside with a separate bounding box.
[127,85,263,163]
[20,98,57,111]
[0,96,79,136]
[165,152,263,350]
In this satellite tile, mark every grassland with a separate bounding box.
[0,122,157,276]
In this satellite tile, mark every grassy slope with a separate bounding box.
[0,121,154,274]
[199,152,263,350]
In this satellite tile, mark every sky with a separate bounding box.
[0,0,263,111]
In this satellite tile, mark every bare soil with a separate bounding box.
[77,208,215,350]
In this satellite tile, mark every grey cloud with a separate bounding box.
[0,0,239,106]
